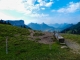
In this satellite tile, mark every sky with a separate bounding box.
[0,0,80,24]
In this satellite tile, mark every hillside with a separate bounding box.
[0,24,80,60]
[28,23,55,32]
[61,22,80,34]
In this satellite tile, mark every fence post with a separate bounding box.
[49,44,52,50]
[6,37,8,54]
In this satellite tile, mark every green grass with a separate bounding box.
[0,24,80,60]
[61,33,80,44]
[35,38,41,42]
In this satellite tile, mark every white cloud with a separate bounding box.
[41,8,45,10]
[45,1,53,7]
[37,0,54,7]
[0,0,27,13]
[0,0,50,17]
[0,12,17,20]
[25,0,36,5]
[33,14,80,24]
[57,2,80,13]
[30,13,49,17]
[23,0,40,11]
[23,0,53,17]
[22,0,54,14]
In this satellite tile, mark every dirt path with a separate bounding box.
[28,30,80,53]
[28,29,54,44]
[65,39,80,54]
[28,30,80,54]
[38,32,54,44]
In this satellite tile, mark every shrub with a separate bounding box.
[35,38,41,42]
[33,32,44,36]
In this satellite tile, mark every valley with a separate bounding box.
[0,0,80,59]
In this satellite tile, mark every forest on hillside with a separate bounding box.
[61,22,80,34]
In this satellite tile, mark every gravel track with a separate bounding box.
[65,39,80,54]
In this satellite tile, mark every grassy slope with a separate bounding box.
[0,24,80,60]
[61,33,80,44]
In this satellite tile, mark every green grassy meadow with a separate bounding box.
[0,24,80,60]
[61,33,80,44]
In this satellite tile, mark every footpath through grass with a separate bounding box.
[0,24,80,60]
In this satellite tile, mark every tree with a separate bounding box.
[0,19,4,24]
[3,21,7,24]
[23,25,26,28]
[7,21,11,25]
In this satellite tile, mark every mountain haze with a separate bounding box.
[48,23,73,31]
[28,23,55,32]
[61,22,80,34]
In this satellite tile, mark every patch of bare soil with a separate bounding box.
[38,32,54,44]
[28,30,80,54]
[28,29,54,44]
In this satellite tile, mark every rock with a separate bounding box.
[61,46,68,49]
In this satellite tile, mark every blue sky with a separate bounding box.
[0,0,80,24]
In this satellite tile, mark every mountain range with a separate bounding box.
[2,20,30,29]
[6,20,25,26]
[61,22,80,34]
[48,23,73,31]
[28,23,73,32]
[0,19,75,32]
[28,23,55,32]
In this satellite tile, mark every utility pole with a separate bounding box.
[6,37,8,54]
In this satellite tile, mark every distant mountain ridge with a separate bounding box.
[6,20,25,26]
[61,22,80,34]
[48,23,73,31]
[28,23,73,32]
[0,19,74,32]
[0,19,30,29]
[28,23,55,32]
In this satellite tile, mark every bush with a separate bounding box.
[33,32,44,36]
[35,38,41,42]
